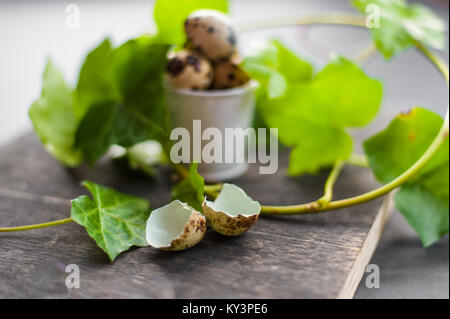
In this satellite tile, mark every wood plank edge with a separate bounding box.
[337,194,394,299]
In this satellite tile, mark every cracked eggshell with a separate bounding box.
[185,10,237,62]
[166,50,213,90]
[146,200,206,251]
[202,184,261,236]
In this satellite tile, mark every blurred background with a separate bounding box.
[0,0,448,298]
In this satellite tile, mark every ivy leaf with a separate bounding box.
[29,59,82,167]
[71,181,151,261]
[352,0,446,59]
[153,0,229,45]
[257,54,383,175]
[110,37,170,148]
[75,37,170,164]
[75,100,120,165]
[364,107,449,247]
[243,40,314,148]
[364,108,448,183]
[242,40,313,98]
[296,56,383,128]
[74,38,119,121]
[288,125,353,175]
[395,183,449,247]
[172,164,205,211]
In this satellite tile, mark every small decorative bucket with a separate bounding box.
[166,81,257,181]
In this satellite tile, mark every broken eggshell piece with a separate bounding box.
[203,184,261,236]
[146,200,206,251]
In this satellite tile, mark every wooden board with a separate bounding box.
[0,133,392,299]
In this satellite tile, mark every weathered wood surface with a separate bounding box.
[0,133,389,299]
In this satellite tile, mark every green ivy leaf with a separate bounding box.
[172,164,205,211]
[257,54,383,175]
[395,183,449,247]
[75,37,170,164]
[352,0,446,59]
[364,107,449,247]
[75,39,119,121]
[153,0,229,45]
[243,40,315,148]
[297,56,383,128]
[110,37,170,147]
[29,59,82,167]
[75,100,120,165]
[364,108,448,183]
[242,40,313,98]
[288,125,353,175]
[71,181,151,261]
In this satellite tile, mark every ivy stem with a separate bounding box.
[204,184,222,198]
[0,218,74,233]
[172,163,190,179]
[202,155,364,201]
[157,17,450,217]
[237,14,366,32]
[355,43,378,64]
[261,106,449,215]
[2,14,447,231]
[317,161,345,207]
[346,153,369,168]
[236,15,450,216]
[416,43,449,85]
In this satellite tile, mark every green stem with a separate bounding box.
[178,17,448,217]
[171,163,190,179]
[204,183,222,197]
[416,43,449,85]
[238,15,450,216]
[3,14,447,231]
[346,153,369,168]
[237,14,366,32]
[355,43,378,64]
[317,161,345,207]
[0,218,74,232]
[204,184,222,199]
[204,184,223,192]
[262,92,449,215]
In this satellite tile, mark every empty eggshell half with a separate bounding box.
[203,184,261,236]
[146,200,206,251]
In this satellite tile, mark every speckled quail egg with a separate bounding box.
[166,50,213,90]
[212,60,250,90]
[185,10,237,62]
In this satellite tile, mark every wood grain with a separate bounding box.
[0,133,391,298]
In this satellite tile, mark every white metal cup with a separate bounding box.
[166,81,257,182]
